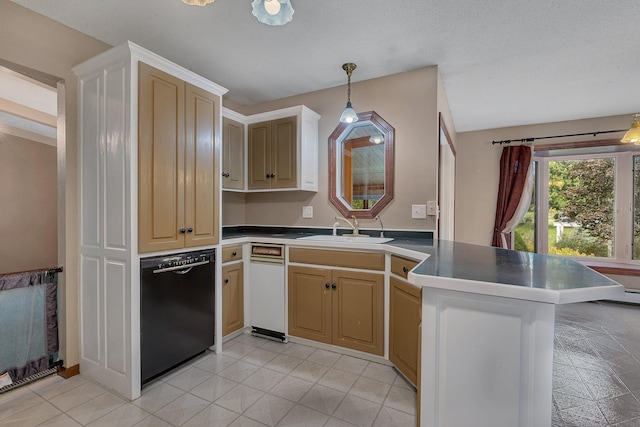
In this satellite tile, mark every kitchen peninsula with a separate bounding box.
[223,231,624,427]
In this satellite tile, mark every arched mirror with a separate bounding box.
[329,111,395,218]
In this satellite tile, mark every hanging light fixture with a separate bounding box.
[181,0,215,5]
[251,0,294,26]
[339,63,358,124]
[621,114,640,144]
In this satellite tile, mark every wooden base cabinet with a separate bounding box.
[222,262,244,336]
[288,265,384,356]
[389,276,421,385]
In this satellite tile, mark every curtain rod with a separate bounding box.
[491,129,627,145]
[46,266,63,274]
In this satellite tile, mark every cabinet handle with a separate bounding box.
[187,227,193,233]
[266,174,270,178]
[325,283,330,289]
[224,278,229,283]
[403,266,409,274]
[179,227,186,234]
[270,173,276,178]
[232,251,237,256]
[222,172,230,177]
[331,283,337,289]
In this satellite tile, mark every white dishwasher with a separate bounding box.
[249,243,287,342]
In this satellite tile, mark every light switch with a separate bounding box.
[412,204,427,219]
[302,206,313,218]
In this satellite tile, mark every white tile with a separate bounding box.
[299,384,345,415]
[28,374,87,401]
[318,368,358,393]
[242,368,286,392]
[218,361,260,382]
[289,360,329,383]
[361,363,398,385]
[263,354,303,374]
[154,393,209,426]
[228,415,268,426]
[392,374,414,391]
[232,333,270,348]
[307,349,341,367]
[132,415,174,427]
[37,413,82,427]
[285,343,316,360]
[241,348,278,367]
[277,404,329,427]
[0,399,62,427]
[373,406,417,427]
[66,391,126,425]
[0,387,46,420]
[268,375,314,402]
[164,366,213,391]
[48,380,108,412]
[260,340,294,354]
[349,376,391,404]
[333,355,369,375]
[133,382,185,413]
[86,403,150,427]
[384,386,417,416]
[325,417,358,426]
[182,403,239,427]
[225,342,258,359]
[334,395,381,427]
[195,353,239,374]
[190,375,238,402]
[215,384,264,414]
[243,394,294,426]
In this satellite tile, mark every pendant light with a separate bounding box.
[339,63,358,124]
[181,0,215,5]
[251,0,294,26]
[621,114,640,144]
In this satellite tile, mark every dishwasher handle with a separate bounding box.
[152,260,210,274]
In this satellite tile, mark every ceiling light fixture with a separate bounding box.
[369,134,384,144]
[251,0,294,26]
[181,0,215,6]
[621,113,640,144]
[339,63,358,124]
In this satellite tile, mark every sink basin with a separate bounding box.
[297,235,394,244]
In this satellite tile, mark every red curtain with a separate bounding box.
[492,146,532,249]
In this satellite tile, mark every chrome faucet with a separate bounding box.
[335,216,361,236]
[375,215,384,238]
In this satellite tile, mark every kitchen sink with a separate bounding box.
[297,235,394,244]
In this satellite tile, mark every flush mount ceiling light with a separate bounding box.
[339,63,358,124]
[181,0,215,5]
[251,0,294,26]
[621,113,640,144]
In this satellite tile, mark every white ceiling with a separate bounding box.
[10,0,640,132]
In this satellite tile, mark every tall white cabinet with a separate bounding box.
[73,42,227,399]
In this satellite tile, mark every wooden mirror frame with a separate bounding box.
[328,111,395,219]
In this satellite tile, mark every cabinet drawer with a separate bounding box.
[222,245,243,263]
[390,255,419,279]
[289,247,384,271]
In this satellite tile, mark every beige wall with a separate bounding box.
[222,191,246,226]
[223,66,446,232]
[0,135,57,273]
[455,114,630,247]
[1,0,111,369]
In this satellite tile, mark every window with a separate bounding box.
[515,147,639,263]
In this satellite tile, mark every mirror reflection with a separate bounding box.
[329,111,394,219]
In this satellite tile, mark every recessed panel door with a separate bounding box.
[288,265,332,344]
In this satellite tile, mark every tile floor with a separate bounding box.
[1,300,640,426]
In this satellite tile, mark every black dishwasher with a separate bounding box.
[140,249,215,384]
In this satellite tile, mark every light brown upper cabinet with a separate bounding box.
[138,63,219,252]
[222,116,244,190]
[248,116,297,189]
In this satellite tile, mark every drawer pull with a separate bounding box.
[224,278,229,283]
[325,283,330,289]
[232,251,237,256]
[403,266,409,274]
[331,283,337,289]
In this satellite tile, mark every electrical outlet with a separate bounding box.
[412,204,427,219]
[427,201,438,216]
[302,206,313,218]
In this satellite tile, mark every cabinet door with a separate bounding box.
[332,270,384,355]
[222,263,244,336]
[248,121,271,189]
[271,116,297,189]
[184,83,219,247]
[389,277,421,385]
[222,117,245,190]
[138,62,185,253]
[288,265,332,344]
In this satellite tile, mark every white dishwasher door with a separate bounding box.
[250,261,285,334]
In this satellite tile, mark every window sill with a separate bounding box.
[578,260,640,277]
